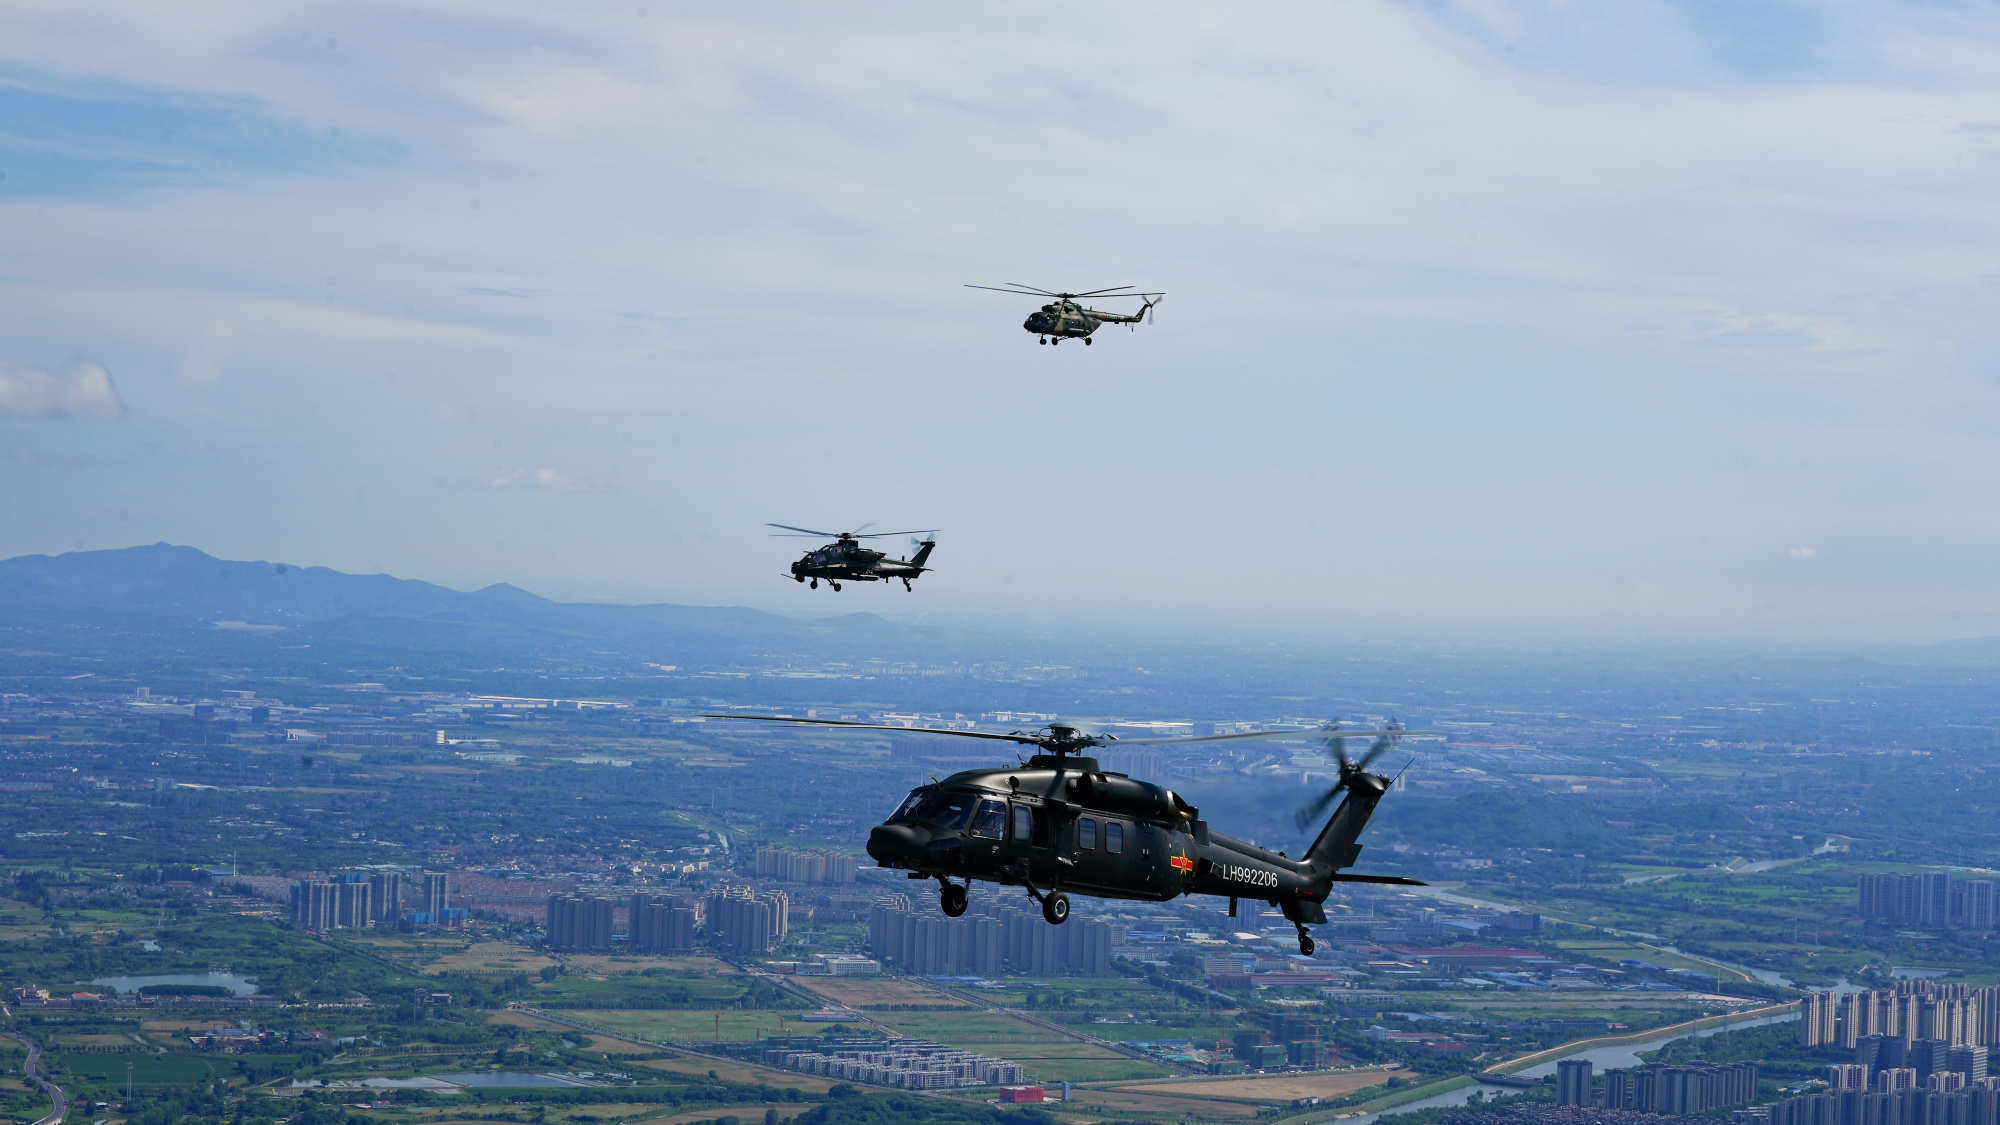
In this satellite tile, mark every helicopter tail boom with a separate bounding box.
[910,539,936,569]
[1302,772,1391,881]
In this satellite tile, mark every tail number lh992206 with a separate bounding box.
[1225,864,1279,889]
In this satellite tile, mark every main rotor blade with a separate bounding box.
[1355,735,1393,773]
[1068,285,1137,297]
[699,715,1042,745]
[965,284,1056,296]
[848,529,938,539]
[1120,727,1436,746]
[768,523,840,537]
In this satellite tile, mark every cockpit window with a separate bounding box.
[969,799,1006,839]
[888,789,927,822]
[915,789,977,831]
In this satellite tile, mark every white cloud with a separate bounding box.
[0,363,124,421]
[1789,547,1821,560]
[483,468,618,494]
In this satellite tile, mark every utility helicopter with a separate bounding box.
[702,714,1432,955]
[966,283,1163,346]
[770,524,938,592]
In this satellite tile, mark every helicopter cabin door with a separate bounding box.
[1069,814,1129,896]
[1007,799,1049,884]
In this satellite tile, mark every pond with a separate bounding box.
[433,1072,591,1088]
[87,972,258,996]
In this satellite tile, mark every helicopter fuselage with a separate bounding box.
[866,754,1390,923]
[1023,300,1147,341]
[790,537,935,589]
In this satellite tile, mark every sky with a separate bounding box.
[3,1,2000,646]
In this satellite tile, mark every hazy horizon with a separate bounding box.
[6,2,2000,646]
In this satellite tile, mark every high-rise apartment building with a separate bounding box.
[706,886,789,953]
[423,872,451,917]
[545,894,616,952]
[629,893,697,953]
[336,880,372,928]
[368,873,404,924]
[1558,1059,1594,1105]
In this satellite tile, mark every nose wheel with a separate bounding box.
[938,879,968,917]
[1083,338,1092,346]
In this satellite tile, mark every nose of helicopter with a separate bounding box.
[867,823,928,866]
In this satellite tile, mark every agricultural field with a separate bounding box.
[790,976,967,1008]
[1117,1068,1394,1104]
[571,1008,813,1044]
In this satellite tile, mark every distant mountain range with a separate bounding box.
[0,543,957,665]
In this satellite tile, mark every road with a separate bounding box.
[0,1029,67,1125]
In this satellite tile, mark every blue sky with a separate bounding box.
[3,1,2000,645]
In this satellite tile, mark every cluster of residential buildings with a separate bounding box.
[1752,1079,2000,1125]
[760,1035,1026,1089]
[1857,873,1998,930]
[753,847,857,884]
[868,893,1112,976]
[1803,982,2000,1050]
[1556,1060,1760,1114]
[543,886,783,953]
[291,871,456,930]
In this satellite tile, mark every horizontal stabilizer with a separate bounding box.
[1327,873,1429,886]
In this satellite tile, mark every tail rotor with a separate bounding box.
[1292,730,1393,831]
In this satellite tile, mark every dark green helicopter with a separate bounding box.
[703,715,1431,955]
[966,283,1163,345]
[771,524,938,591]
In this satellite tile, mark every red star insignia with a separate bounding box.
[1169,854,1195,873]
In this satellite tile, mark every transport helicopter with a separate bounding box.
[965,283,1163,346]
[770,524,938,591]
[702,715,1432,955]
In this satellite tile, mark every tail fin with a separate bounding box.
[1304,773,1389,876]
[910,539,936,569]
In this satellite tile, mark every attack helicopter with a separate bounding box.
[770,524,938,592]
[702,715,1432,955]
[966,283,1163,346]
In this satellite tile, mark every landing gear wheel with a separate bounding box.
[1042,892,1070,925]
[1299,934,1316,956]
[1039,337,1047,345]
[1084,337,1092,346]
[940,883,968,917]
[809,579,817,589]
[831,582,841,591]
[902,579,912,591]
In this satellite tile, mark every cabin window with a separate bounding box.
[970,800,1006,840]
[1077,817,1098,851]
[1105,821,1124,855]
[1012,805,1033,843]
